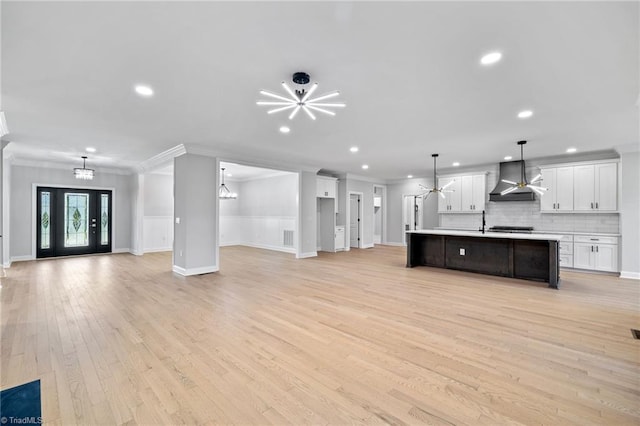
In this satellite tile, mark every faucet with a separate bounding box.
[480,210,486,234]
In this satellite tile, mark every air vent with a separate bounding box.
[631,329,640,339]
[283,230,294,247]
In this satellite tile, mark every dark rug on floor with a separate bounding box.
[0,379,42,425]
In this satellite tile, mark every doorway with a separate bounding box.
[403,195,423,232]
[36,187,112,258]
[349,193,361,248]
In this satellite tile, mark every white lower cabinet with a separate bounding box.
[335,226,345,251]
[573,235,618,272]
[558,235,574,268]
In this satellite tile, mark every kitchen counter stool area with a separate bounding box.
[406,230,562,288]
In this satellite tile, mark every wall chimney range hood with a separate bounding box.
[489,161,536,201]
[490,140,546,202]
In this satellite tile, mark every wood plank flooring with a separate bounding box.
[1,245,639,425]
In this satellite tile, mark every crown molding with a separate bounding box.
[136,144,186,173]
[345,173,387,184]
[10,158,133,175]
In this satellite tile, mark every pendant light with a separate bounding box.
[74,156,95,180]
[500,140,547,196]
[418,154,455,199]
[219,168,237,200]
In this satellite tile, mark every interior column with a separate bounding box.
[173,153,218,275]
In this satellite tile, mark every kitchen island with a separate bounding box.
[406,230,563,288]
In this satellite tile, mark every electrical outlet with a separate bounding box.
[459,248,465,256]
[179,250,183,257]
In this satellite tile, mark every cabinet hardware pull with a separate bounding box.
[591,246,594,252]
[557,203,559,209]
[596,202,598,209]
[553,203,556,209]
[596,246,599,252]
[590,238,599,241]
[591,202,594,209]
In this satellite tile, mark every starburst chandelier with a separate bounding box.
[257,72,345,121]
[418,154,455,199]
[500,140,547,196]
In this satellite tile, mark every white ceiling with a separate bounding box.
[2,1,638,180]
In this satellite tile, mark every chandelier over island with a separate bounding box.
[418,154,455,199]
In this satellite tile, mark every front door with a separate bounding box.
[37,187,112,258]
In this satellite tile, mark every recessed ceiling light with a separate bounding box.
[279,126,290,133]
[452,162,460,167]
[362,164,369,170]
[480,51,502,65]
[407,175,413,179]
[504,156,513,160]
[350,146,359,153]
[134,84,154,97]
[518,110,533,119]
[566,147,577,153]
[85,147,96,153]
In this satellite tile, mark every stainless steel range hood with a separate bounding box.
[489,160,536,202]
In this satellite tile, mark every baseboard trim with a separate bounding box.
[297,251,317,259]
[3,261,11,268]
[113,248,132,254]
[381,242,406,247]
[143,247,172,254]
[362,243,375,249]
[172,264,219,276]
[220,241,243,247]
[241,243,296,254]
[620,271,640,280]
[10,255,35,263]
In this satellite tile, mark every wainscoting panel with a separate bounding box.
[220,216,296,253]
[143,216,173,253]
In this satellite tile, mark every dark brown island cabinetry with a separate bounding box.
[406,230,561,288]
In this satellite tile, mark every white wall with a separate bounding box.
[219,173,298,253]
[620,151,640,278]
[143,173,173,253]
[9,164,133,260]
[385,177,438,245]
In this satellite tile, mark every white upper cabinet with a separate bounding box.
[574,162,617,211]
[437,177,461,212]
[439,174,485,213]
[316,176,337,198]
[540,166,573,211]
[541,161,617,213]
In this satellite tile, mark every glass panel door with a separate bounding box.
[37,187,112,258]
[64,192,90,247]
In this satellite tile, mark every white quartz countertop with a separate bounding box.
[407,229,564,241]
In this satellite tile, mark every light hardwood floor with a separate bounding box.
[1,245,639,425]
